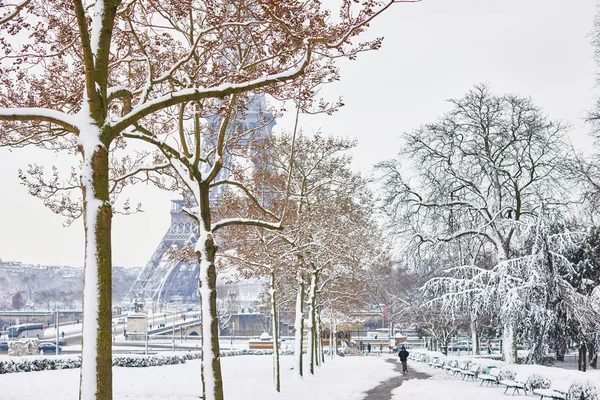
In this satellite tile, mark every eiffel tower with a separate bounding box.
[128,95,275,305]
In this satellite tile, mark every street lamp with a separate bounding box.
[145,313,148,355]
[172,305,176,352]
[55,303,60,356]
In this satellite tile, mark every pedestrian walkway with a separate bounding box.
[362,357,430,400]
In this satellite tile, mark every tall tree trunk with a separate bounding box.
[269,270,280,392]
[293,278,305,377]
[194,180,224,400]
[78,134,113,400]
[330,323,335,360]
[588,343,597,369]
[197,230,224,400]
[579,342,587,372]
[502,324,518,363]
[317,313,324,364]
[308,270,317,375]
[470,316,479,355]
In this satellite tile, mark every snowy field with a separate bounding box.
[0,354,395,400]
[0,352,599,399]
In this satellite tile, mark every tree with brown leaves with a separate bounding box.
[0,1,420,399]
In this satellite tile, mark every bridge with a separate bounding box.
[0,310,82,328]
[149,318,203,338]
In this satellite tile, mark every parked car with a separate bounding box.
[38,343,62,353]
[0,341,8,350]
[450,340,472,351]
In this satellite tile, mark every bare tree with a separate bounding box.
[377,84,571,362]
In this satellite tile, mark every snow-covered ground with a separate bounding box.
[400,351,600,400]
[0,352,598,399]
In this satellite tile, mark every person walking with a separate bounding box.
[367,343,371,353]
[398,345,409,373]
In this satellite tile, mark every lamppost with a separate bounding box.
[172,305,176,352]
[230,322,234,349]
[145,313,148,355]
[55,303,60,356]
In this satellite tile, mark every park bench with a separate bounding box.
[461,364,480,381]
[532,381,572,400]
[432,358,446,369]
[499,372,529,395]
[443,360,458,374]
[427,356,439,367]
[451,361,469,377]
[478,367,500,386]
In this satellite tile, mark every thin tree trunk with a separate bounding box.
[293,279,305,377]
[308,270,317,375]
[78,135,113,400]
[269,270,280,392]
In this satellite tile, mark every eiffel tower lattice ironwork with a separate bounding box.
[128,95,275,305]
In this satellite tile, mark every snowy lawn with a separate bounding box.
[0,354,397,400]
[0,352,599,399]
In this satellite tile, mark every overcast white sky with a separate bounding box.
[0,0,597,268]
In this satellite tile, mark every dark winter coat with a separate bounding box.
[398,349,409,361]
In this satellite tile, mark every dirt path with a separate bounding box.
[362,358,430,400]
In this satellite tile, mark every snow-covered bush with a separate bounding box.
[0,356,81,374]
[498,369,515,381]
[568,381,599,400]
[112,354,190,368]
[526,375,551,390]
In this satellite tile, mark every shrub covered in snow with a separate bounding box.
[526,374,551,390]
[498,369,515,381]
[568,381,599,400]
[112,353,193,367]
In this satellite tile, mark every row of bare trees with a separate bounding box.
[0,1,417,399]
[218,131,380,389]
